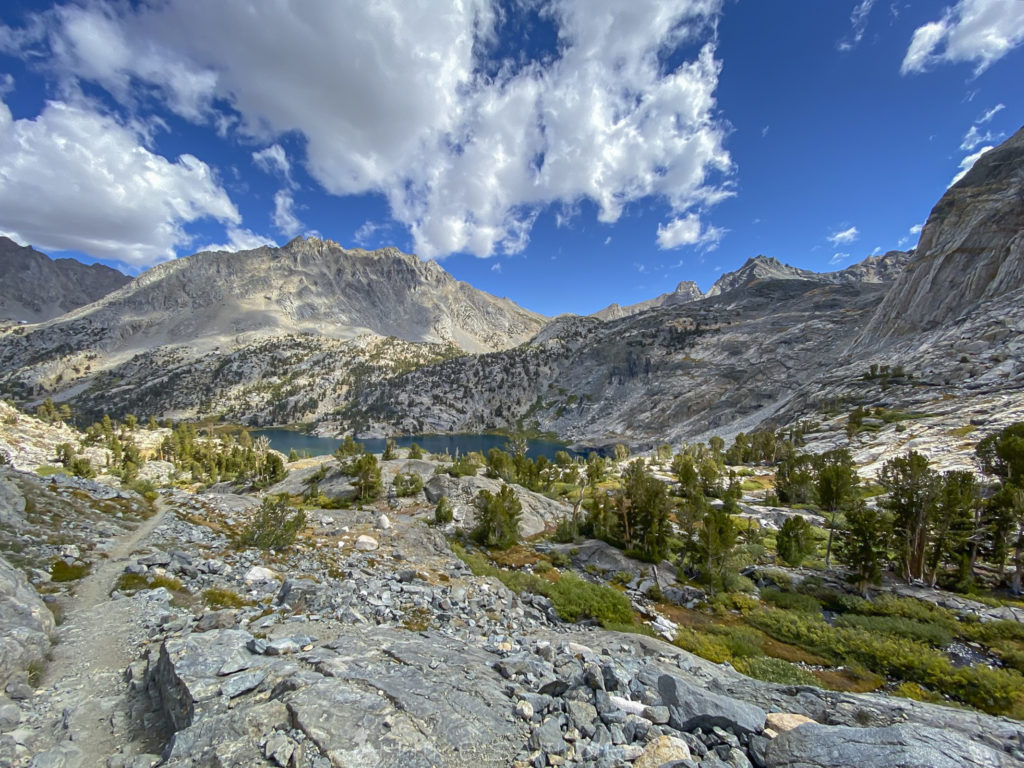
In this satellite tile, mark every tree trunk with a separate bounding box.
[1013,525,1023,596]
[824,509,837,569]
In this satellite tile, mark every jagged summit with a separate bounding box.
[14,237,545,355]
[0,237,128,323]
[592,279,703,322]
[705,256,822,297]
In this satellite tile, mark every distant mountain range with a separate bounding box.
[0,126,1021,443]
[0,237,128,323]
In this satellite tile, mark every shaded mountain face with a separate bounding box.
[337,273,893,445]
[858,125,1024,346]
[0,237,545,422]
[0,237,128,323]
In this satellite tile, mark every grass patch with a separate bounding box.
[947,424,976,438]
[34,465,67,477]
[746,606,1024,717]
[27,658,46,688]
[452,542,637,629]
[734,656,819,686]
[202,587,251,609]
[50,560,89,582]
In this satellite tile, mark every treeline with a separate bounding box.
[160,424,286,488]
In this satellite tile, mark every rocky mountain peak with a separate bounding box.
[0,237,129,323]
[705,255,819,297]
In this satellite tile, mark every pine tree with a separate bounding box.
[879,450,938,582]
[472,485,522,549]
[838,499,890,596]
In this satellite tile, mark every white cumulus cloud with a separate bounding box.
[2,0,732,260]
[656,213,725,250]
[272,190,303,237]
[827,225,859,246]
[0,97,238,268]
[252,144,292,182]
[901,0,1024,75]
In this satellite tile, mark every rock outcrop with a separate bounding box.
[0,555,53,689]
[0,237,128,324]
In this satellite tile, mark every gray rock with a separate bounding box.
[658,673,765,735]
[763,723,1013,768]
[0,555,54,689]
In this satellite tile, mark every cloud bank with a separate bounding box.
[2,0,732,264]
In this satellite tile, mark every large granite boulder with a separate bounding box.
[764,722,1014,768]
[0,555,54,688]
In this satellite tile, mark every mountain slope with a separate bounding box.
[0,237,128,323]
[337,271,892,445]
[0,237,545,422]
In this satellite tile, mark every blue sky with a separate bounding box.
[0,1,1021,316]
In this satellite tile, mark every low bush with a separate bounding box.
[237,495,306,550]
[734,656,819,686]
[761,588,822,614]
[393,472,423,497]
[747,607,1024,717]
[834,613,953,647]
[451,543,634,628]
[203,587,251,609]
[546,572,634,626]
[433,496,454,525]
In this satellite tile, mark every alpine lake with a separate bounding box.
[252,428,586,461]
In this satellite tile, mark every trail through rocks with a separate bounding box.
[27,500,170,768]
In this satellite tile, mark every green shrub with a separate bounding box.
[408,443,424,459]
[449,543,634,628]
[393,472,423,497]
[761,588,822,614]
[471,485,522,550]
[674,627,733,663]
[734,656,819,686]
[434,496,454,525]
[546,572,634,626]
[834,613,953,646]
[237,495,306,550]
[710,591,759,615]
[447,454,480,478]
[50,560,89,582]
[747,606,1024,717]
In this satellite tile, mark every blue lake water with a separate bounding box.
[253,429,584,461]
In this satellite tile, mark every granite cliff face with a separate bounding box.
[0,237,128,323]
[340,256,901,446]
[859,125,1024,345]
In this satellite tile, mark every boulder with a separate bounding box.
[0,555,54,688]
[658,673,766,735]
[634,735,692,768]
[764,723,1012,768]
